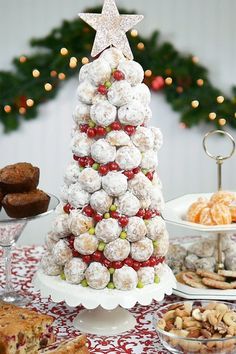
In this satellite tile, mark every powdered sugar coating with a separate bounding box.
[107,81,132,107]
[90,101,116,127]
[95,218,121,243]
[67,182,90,208]
[79,63,91,82]
[71,132,94,157]
[141,150,158,170]
[91,139,116,164]
[131,238,154,262]
[102,172,128,197]
[116,145,142,170]
[151,127,163,151]
[64,161,81,186]
[41,253,62,276]
[79,168,101,193]
[118,101,147,126]
[52,213,70,238]
[152,173,163,189]
[128,172,152,201]
[87,58,111,85]
[92,92,108,105]
[85,262,110,289]
[113,266,138,290]
[104,239,130,262]
[90,189,113,214]
[137,267,155,285]
[146,216,166,241]
[149,187,164,212]
[64,258,87,284]
[68,209,94,236]
[131,127,155,152]
[117,61,144,86]
[77,80,97,104]
[153,230,169,256]
[74,233,98,255]
[60,184,69,203]
[73,102,90,125]
[126,216,147,242]
[52,240,72,265]
[45,231,59,251]
[132,83,151,104]
[116,191,140,216]
[106,130,131,146]
[100,47,125,69]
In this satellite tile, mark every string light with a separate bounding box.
[19,56,27,63]
[197,79,204,86]
[44,83,52,91]
[165,77,173,85]
[19,107,26,114]
[4,105,11,113]
[219,118,226,126]
[165,68,172,75]
[180,122,187,129]
[137,42,145,50]
[50,70,57,77]
[192,56,199,64]
[217,95,224,104]
[209,112,216,120]
[69,57,78,68]
[234,113,236,118]
[82,57,89,64]
[26,99,34,107]
[130,29,138,37]
[144,70,152,77]
[60,47,68,56]
[58,73,66,80]
[176,86,183,93]
[32,69,40,78]
[191,100,199,108]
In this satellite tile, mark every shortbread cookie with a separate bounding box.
[196,269,226,281]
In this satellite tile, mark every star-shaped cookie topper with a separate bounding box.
[79,0,143,60]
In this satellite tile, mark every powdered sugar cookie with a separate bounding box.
[146,215,166,240]
[117,60,144,86]
[79,168,101,193]
[76,80,97,104]
[73,103,90,125]
[91,139,116,164]
[107,81,132,107]
[67,182,90,209]
[106,130,131,147]
[113,266,138,290]
[104,238,130,262]
[128,172,152,201]
[68,209,94,236]
[118,101,147,126]
[126,216,147,242]
[90,101,116,127]
[149,187,165,212]
[95,218,121,243]
[41,253,62,276]
[116,191,140,216]
[64,161,81,186]
[87,58,111,85]
[71,132,94,157]
[52,239,72,266]
[131,126,155,152]
[52,213,70,238]
[141,150,158,170]
[137,267,155,285]
[131,238,154,262]
[99,47,125,69]
[116,145,142,170]
[85,262,110,289]
[153,230,169,256]
[102,172,128,197]
[44,231,59,251]
[79,62,91,82]
[151,127,163,151]
[74,233,98,255]
[64,258,87,284]
[90,189,113,214]
[132,83,151,104]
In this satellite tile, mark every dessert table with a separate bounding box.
[0,245,177,354]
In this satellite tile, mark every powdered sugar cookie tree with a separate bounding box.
[38,0,175,335]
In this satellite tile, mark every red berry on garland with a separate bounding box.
[73,250,80,257]
[133,167,141,174]
[146,171,154,181]
[86,157,95,167]
[108,162,119,171]
[103,258,112,268]
[87,127,96,138]
[149,257,157,267]
[96,126,107,136]
[123,170,135,180]
[144,210,153,220]
[83,205,94,217]
[73,154,79,161]
[98,84,108,95]
[118,216,129,228]
[92,251,103,262]
[124,125,136,136]
[124,258,133,267]
[110,121,122,131]
[113,70,125,81]
[80,124,89,133]
[141,260,150,267]
[99,165,109,176]
[110,211,120,219]
[132,261,141,271]
[78,157,87,167]
[67,235,75,248]
[136,209,146,218]
[151,76,165,91]
[82,255,91,263]
[94,213,103,223]
[63,203,73,214]
[113,261,123,269]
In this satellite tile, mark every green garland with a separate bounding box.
[1,6,236,133]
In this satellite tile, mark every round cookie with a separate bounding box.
[113,266,138,290]
[77,80,97,104]
[79,168,101,193]
[52,240,73,266]
[52,213,70,238]
[118,101,147,126]
[107,81,132,107]
[92,92,108,105]
[95,218,121,243]
[73,103,90,125]
[117,61,144,86]
[126,216,147,242]
[90,101,116,127]
[85,262,110,289]
[184,254,199,271]
[67,182,90,209]
[116,191,140,216]
[64,258,87,284]
[141,150,158,170]
[41,253,62,276]
[146,216,166,241]
[64,161,81,186]
[131,126,155,152]
[137,267,155,285]
[102,172,128,197]
[128,172,152,201]
[116,145,142,170]
[87,58,111,85]
[68,209,94,236]
[79,62,91,82]
[100,47,125,69]
[90,189,113,214]
[74,233,98,255]
[151,127,163,152]
[106,130,131,147]
[45,231,59,251]
[132,83,151,104]
[104,239,130,262]
[91,139,116,164]
[60,184,69,203]
[149,187,165,212]
[131,238,154,262]
[71,132,94,157]
[153,230,169,257]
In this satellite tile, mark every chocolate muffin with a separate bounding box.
[2,190,50,218]
[0,162,39,194]
[0,189,3,211]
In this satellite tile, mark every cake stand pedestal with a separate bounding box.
[33,264,175,335]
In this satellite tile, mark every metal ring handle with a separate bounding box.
[203,130,236,161]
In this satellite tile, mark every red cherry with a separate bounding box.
[108,162,119,171]
[118,216,129,228]
[99,165,109,176]
[98,84,108,95]
[73,154,79,161]
[110,211,120,219]
[63,203,73,214]
[86,157,95,167]
[78,157,87,167]
[87,128,96,138]
[132,261,141,271]
[103,258,112,268]
[83,205,95,217]
[113,70,125,81]
[144,210,153,220]
[133,167,141,174]
[96,126,107,136]
[67,235,75,248]
[82,255,91,263]
[80,124,89,133]
[92,251,103,262]
[110,121,122,131]
[123,170,135,180]
[94,213,103,223]
[136,209,146,218]
[124,258,133,267]
[149,257,157,267]
[113,261,123,269]
[124,125,136,136]
[73,250,80,257]
[146,171,154,181]
[141,260,150,267]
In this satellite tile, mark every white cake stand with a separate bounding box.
[33,264,175,335]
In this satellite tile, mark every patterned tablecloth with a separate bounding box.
[0,245,180,354]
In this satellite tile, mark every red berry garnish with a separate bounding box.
[136,209,146,218]
[98,84,108,95]
[67,235,75,248]
[83,205,95,217]
[78,157,87,167]
[132,261,141,271]
[123,170,135,180]
[94,213,103,223]
[124,125,136,136]
[133,167,141,174]
[92,251,103,262]
[149,257,157,267]
[87,128,96,138]
[110,121,122,131]
[63,203,73,214]
[103,258,112,268]
[80,124,89,133]
[113,261,123,269]
[118,216,129,227]
[82,255,91,263]
[108,162,119,171]
[113,70,125,81]
[86,157,95,167]
[73,154,79,161]
[124,258,133,267]
[99,165,109,176]
[141,260,150,267]
[146,171,154,181]
[96,126,107,136]
[110,211,120,219]
[73,250,80,257]
[144,210,153,220]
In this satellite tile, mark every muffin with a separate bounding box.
[0,189,4,210]
[0,162,39,193]
[2,189,50,218]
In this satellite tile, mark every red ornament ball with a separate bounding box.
[99,165,109,176]
[151,76,165,91]
[136,209,146,218]
[87,127,96,138]
[146,171,154,181]
[113,261,123,269]
[98,84,108,95]
[124,258,133,267]
[144,210,153,220]
[108,162,119,171]
[78,157,87,167]
[132,261,141,271]
[110,211,120,219]
[110,121,122,131]
[94,213,103,223]
[123,170,135,180]
[118,216,129,228]
[124,125,136,136]
[83,205,94,217]
[86,157,95,167]
[63,203,73,214]
[92,251,103,262]
[96,126,106,136]
[80,124,89,133]
[112,70,125,81]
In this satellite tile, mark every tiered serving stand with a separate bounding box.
[163,130,236,300]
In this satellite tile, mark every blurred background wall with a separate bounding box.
[0,0,236,244]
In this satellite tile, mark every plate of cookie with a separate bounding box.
[163,191,236,233]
